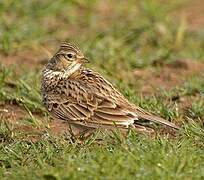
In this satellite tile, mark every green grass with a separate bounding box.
[0,0,204,179]
[0,122,204,180]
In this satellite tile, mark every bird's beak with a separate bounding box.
[78,57,89,63]
[83,57,89,63]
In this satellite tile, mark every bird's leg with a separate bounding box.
[67,122,96,142]
[78,128,96,140]
[67,122,78,143]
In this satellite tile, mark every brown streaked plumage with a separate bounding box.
[41,42,179,136]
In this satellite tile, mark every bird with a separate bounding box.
[41,42,179,138]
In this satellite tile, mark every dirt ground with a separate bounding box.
[178,0,204,31]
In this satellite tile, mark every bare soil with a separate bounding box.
[134,59,204,93]
[177,0,204,31]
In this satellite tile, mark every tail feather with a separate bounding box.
[137,114,180,130]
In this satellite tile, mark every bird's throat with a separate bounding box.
[64,62,82,78]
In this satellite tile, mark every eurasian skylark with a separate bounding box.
[41,42,179,136]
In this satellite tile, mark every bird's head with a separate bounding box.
[46,42,88,76]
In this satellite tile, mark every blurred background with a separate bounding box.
[0,0,204,131]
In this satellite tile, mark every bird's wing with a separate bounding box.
[46,69,179,130]
[46,78,137,127]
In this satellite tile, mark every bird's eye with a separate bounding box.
[64,53,75,61]
[67,53,73,58]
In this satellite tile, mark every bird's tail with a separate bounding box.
[134,107,179,130]
[137,113,179,130]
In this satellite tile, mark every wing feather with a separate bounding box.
[45,69,178,130]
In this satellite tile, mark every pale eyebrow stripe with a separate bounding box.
[55,49,77,56]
